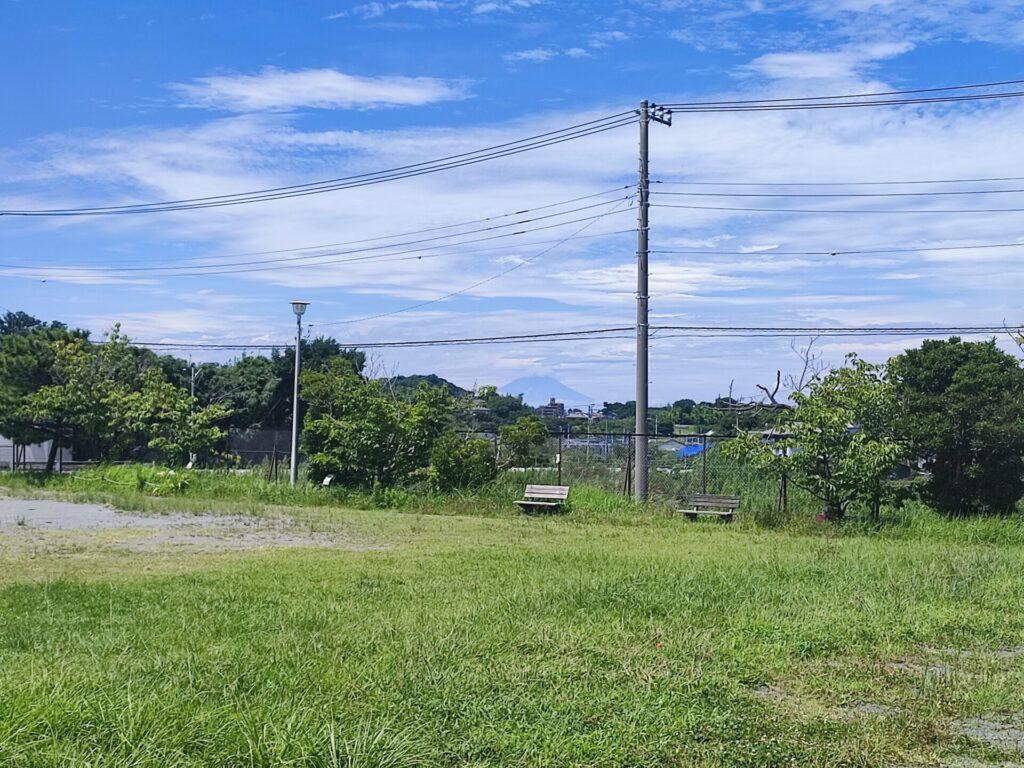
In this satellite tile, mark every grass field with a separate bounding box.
[3,474,1024,766]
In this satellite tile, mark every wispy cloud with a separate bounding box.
[172,67,470,112]
[742,41,913,80]
[505,48,558,63]
[588,30,629,48]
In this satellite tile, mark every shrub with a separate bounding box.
[428,433,497,492]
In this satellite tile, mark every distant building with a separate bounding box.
[566,408,588,419]
[538,398,565,418]
[0,435,74,470]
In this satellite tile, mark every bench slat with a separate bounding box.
[523,484,570,500]
[684,497,740,508]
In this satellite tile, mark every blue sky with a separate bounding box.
[2,0,1024,403]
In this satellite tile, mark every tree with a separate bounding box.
[723,356,902,520]
[500,415,549,467]
[890,337,1024,516]
[20,329,142,461]
[0,311,62,336]
[0,322,85,469]
[265,340,365,428]
[300,359,454,486]
[124,369,232,465]
[428,433,497,492]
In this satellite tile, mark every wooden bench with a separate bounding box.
[515,484,570,513]
[679,493,741,521]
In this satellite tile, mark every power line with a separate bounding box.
[653,176,1024,187]
[5,197,634,276]
[661,90,1024,113]
[652,188,1024,199]
[119,323,1021,352]
[120,326,637,350]
[653,325,1015,336]
[0,114,637,217]
[310,196,634,328]
[661,79,1024,107]
[7,186,633,269]
[651,202,1024,214]
[651,241,1024,257]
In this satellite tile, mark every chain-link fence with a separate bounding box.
[459,430,782,507]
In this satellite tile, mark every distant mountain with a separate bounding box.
[500,376,593,408]
[386,374,470,399]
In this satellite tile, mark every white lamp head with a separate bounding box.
[290,300,310,317]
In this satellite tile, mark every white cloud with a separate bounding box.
[172,67,470,112]
[473,0,543,13]
[9,82,1024,399]
[505,48,558,63]
[743,41,913,80]
[588,30,629,48]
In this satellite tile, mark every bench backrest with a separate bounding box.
[687,494,741,508]
[524,484,570,500]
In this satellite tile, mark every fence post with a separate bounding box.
[623,437,633,497]
[557,431,562,486]
[701,435,708,493]
[777,472,788,516]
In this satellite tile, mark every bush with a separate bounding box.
[428,433,497,492]
[890,338,1024,516]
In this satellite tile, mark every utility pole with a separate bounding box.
[190,363,197,399]
[289,300,309,486]
[634,100,672,502]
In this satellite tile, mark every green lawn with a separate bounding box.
[2,495,1024,766]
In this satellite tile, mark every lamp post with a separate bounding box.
[289,300,309,486]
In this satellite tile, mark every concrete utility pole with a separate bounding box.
[634,100,672,502]
[289,300,309,486]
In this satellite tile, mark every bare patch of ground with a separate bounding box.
[0,497,380,553]
[951,715,1024,754]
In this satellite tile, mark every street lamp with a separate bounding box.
[289,300,309,486]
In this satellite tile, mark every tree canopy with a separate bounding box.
[890,337,1024,516]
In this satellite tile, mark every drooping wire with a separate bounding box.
[119,323,1021,351]
[660,79,1024,108]
[0,114,637,217]
[310,195,635,328]
[5,196,635,276]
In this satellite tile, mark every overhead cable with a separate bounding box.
[0,114,637,217]
[7,198,634,276]
[121,323,1020,351]
[310,196,634,328]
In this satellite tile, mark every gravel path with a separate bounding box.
[0,496,371,551]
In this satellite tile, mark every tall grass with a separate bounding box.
[4,506,1024,765]
[3,462,1024,543]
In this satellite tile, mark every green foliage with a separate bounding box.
[499,415,549,467]
[124,369,233,466]
[890,337,1024,516]
[428,433,497,492]
[723,355,902,519]
[0,320,84,448]
[21,328,140,460]
[301,360,454,487]
[456,385,535,432]
[14,327,231,465]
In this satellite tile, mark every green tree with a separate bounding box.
[890,337,1024,516]
[500,415,549,467]
[300,360,453,486]
[0,321,85,468]
[723,356,902,520]
[428,433,497,492]
[21,328,141,461]
[124,369,232,465]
